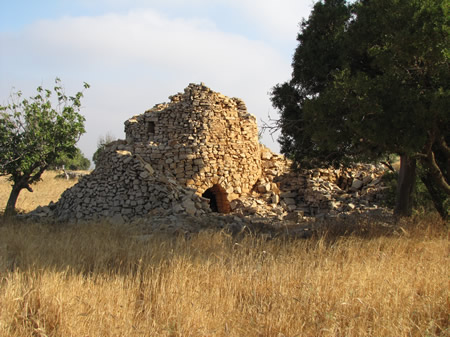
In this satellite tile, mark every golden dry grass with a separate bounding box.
[0,218,448,337]
[0,170,449,336]
[0,171,81,213]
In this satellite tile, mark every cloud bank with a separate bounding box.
[1,3,310,161]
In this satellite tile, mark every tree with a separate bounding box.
[271,0,449,218]
[0,78,89,216]
[51,147,91,171]
[92,133,116,167]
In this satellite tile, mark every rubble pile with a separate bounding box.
[231,149,387,220]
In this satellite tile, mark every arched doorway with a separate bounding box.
[202,184,231,213]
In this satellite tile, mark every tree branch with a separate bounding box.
[421,140,450,195]
[381,161,395,172]
[436,134,450,157]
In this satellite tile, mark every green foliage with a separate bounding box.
[0,78,89,215]
[271,0,449,216]
[92,133,116,167]
[51,147,91,171]
[271,0,356,168]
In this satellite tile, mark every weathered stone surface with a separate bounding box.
[350,179,364,191]
[125,83,261,203]
[25,83,389,227]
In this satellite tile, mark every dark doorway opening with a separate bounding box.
[202,184,231,213]
[202,189,219,212]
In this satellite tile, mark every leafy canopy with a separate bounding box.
[51,147,91,171]
[271,0,449,217]
[272,0,449,167]
[0,78,89,215]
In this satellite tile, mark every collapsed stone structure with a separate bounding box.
[30,83,388,226]
[125,83,261,212]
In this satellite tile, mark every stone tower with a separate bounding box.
[124,83,262,212]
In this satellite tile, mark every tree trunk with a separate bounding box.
[4,184,23,217]
[394,154,416,217]
[420,172,448,221]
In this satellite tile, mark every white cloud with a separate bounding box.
[229,0,314,40]
[74,0,313,40]
[1,8,291,161]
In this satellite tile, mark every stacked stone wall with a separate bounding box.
[27,83,388,225]
[125,83,261,204]
[49,143,211,223]
[231,146,387,219]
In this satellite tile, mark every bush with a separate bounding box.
[51,148,90,171]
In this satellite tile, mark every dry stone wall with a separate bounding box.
[49,143,211,223]
[231,146,388,220]
[27,83,389,226]
[125,83,261,206]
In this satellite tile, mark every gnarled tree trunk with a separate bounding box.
[3,176,34,217]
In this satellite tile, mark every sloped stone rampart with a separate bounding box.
[50,144,211,223]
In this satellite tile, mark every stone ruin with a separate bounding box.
[31,83,389,228]
[124,82,261,212]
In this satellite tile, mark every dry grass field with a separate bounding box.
[0,171,81,214]
[0,171,449,336]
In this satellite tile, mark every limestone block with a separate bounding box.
[257,183,271,193]
[271,193,280,205]
[261,151,273,160]
[350,179,364,191]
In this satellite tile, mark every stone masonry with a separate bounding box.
[125,83,261,212]
[28,83,388,225]
[50,146,211,223]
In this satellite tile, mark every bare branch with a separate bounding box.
[381,161,395,172]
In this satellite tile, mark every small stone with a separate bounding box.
[271,194,280,205]
[281,191,297,198]
[350,179,364,191]
[261,151,273,160]
[284,211,304,222]
[182,198,197,216]
[257,183,271,193]
[362,175,373,185]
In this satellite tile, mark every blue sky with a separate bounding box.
[1,0,315,162]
